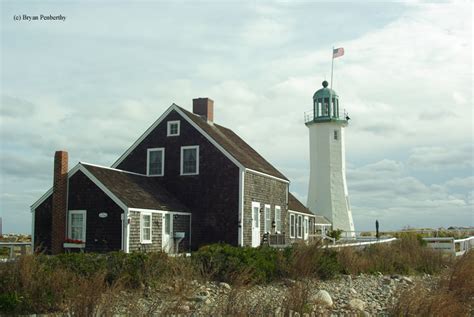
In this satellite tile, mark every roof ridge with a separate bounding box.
[80,162,147,177]
[177,105,288,181]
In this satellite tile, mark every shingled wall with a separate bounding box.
[128,211,162,252]
[243,171,288,246]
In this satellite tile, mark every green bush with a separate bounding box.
[0,293,21,312]
[315,249,342,279]
[327,229,343,240]
[192,243,284,284]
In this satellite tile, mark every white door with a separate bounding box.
[162,213,173,253]
[251,202,260,247]
[304,217,309,240]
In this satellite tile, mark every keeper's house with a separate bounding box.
[31,98,331,254]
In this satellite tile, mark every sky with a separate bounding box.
[1,0,472,234]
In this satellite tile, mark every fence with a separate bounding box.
[0,242,32,260]
[423,236,474,256]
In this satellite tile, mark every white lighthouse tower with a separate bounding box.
[305,80,355,235]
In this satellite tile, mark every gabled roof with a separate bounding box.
[81,163,188,211]
[112,104,288,181]
[288,193,314,216]
[31,163,189,212]
[287,193,331,224]
[177,106,288,181]
[313,215,332,225]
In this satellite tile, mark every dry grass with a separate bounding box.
[282,280,312,315]
[441,250,474,301]
[390,251,473,317]
[391,284,467,317]
[65,272,123,317]
[338,233,452,275]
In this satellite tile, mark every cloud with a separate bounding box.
[346,158,473,230]
[0,95,36,118]
[0,1,472,233]
[407,144,473,170]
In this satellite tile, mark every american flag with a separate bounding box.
[333,47,344,58]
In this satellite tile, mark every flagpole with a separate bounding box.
[330,47,334,117]
[330,46,334,89]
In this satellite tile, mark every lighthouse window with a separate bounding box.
[334,130,338,140]
[323,98,329,116]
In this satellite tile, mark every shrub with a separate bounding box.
[327,229,343,240]
[192,243,284,284]
[286,242,342,280]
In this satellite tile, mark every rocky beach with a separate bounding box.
[121,273,438,316]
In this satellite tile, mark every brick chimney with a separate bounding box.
[193,98,214,123]
[51,150,68,254]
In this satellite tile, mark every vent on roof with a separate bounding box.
[192,98,214,123]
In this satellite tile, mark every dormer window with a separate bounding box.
[167,121,180,137]
[147,148,165,176]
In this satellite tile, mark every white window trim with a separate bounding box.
[264,204,271,233]
[290,214,295,238]
[275,205,281,233]
[297,215,303,238]
[167,120,180,137]
[180,145,199,176]
[147,148,165,176]
[68,210,87,242]
[304,217,309,239]
[140,211,152,244]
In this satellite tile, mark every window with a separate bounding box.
[304,218,309,238]
[167,120,180,136]
[275,206,281,233]
[68,210,86,242]
[180,146,199,175]
[164,213,171,235]
[334,130,338,140]
[147,148,165,176]
[323,98,329,116]
[297,215,303,238]
[264,205,271,233]
[290,214,295,238]
[141,212,152,244]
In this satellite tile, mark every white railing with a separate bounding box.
[0,242,32,260]
[424,236,474,256]
[325,237,397,249]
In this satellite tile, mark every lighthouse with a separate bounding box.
[305,80,355,235]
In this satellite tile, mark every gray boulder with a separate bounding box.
[349,298,366,311]
[311,290,333,307]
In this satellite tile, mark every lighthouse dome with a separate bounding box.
[313,80,338,100]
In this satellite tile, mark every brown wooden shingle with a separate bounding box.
[178,106,288,181]
[82,164,188,211]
